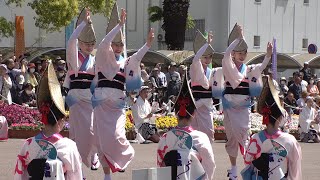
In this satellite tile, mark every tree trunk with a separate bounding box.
[162,0,190,50]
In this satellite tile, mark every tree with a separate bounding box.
[148,0,194,50]
[1,0,115,37]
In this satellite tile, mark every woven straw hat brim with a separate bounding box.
[193,30,215,56]
[37,62,67,116]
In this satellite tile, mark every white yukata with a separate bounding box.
[212,38,270,157]
[92,24,149,172]
[14,133,82,180]
[63,20,97,167]
[190,43,216,143]
[157,126,216,180]
[299,106,316,133]
[242,130,302,180]
[0,116,8,141]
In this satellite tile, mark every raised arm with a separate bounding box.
[128,28,154,63]
[66,21,86,71]
[259,42,273,71]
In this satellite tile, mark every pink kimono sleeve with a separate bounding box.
[197,134,216,180]
[95,24,122,80]
[287,139,302,180]
[221,38,244,89]
[190,43,210,89]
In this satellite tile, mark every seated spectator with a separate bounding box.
[299,71,308,92]
[289,71,302,100]
[0,64,12,104]
[298,96,320,143]
[279,77,288,96]
[132,86,161,143]
[18,83,36,107]
[307,77,319,96]
[284,92,299,115]
[297,91,309,109]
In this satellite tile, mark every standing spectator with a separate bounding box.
[166,62,181,97]
[18,83,37,107]
[299,71,308,92]
[289,71,302,100]
[300,62,312,82]
[56,67,66,79]
[140,63,149,83]
[57,59,66,70]
[0,64,12,104]
[149,68,163,88]
[178,64,187,80]
[307,77,319,96]
[39,59,49,74]
[34,59,42,82]
[0,115,8,141]
[287,75,294,87]
[155,63,167,87]
[279,76,289,96]
[25,63,38,91]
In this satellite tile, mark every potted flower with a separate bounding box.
[9,122,42,139]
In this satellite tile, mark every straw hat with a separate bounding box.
[193,30,215,56]
[257,76,285,124]
[106,2,123,44]
[227,23,248,52]
[76,8,96,43]
[174,70,196,117]
[37,61,67,116]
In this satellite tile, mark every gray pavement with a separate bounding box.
[1,139,319,180]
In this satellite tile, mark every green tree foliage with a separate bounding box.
[0,17,14,38]
[1,0,115,37]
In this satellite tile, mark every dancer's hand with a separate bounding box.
[208,31,213,44]
[266,42,273,58]
[146,28,155,48]
[85,8,92,24]
[236,24,244,39]
[119,9,126,26]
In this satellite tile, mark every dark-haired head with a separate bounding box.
[175,105,195,121]
[40,101,66,127]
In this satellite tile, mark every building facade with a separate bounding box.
[1,0,320,54]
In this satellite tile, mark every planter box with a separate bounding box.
[8,129,69,139]
[214,132,227,141]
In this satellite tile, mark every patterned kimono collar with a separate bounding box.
[175,125,194,133]
[263,129,282,139]
[35,132,63,144]
[238,63,246,74]
[115,54,124,62]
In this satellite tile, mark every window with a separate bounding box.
[303,0,309,5]
[255,0,262,4]
[185,19,205,41]
[302,38,308,49]
[254,36,260,47]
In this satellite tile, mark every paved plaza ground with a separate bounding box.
[1,139,319,180]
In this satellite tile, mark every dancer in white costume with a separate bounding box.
[210,24,272,179]
[157,71,216,180]
[64,8,100,170]
[0,115,8,141]
[241,76,302,180]
[14,62,82,180]
[92,5,154,179]
[189,30,216,143]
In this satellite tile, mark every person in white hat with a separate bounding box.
[63,8,100,171]
[213,24,272,179]
[189,30,216,143]
[92,4,154,179]
[131,86,161,143]
[279,76,289,96]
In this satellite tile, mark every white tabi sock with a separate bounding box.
[104,174,111,180]
[230,165,237,176]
